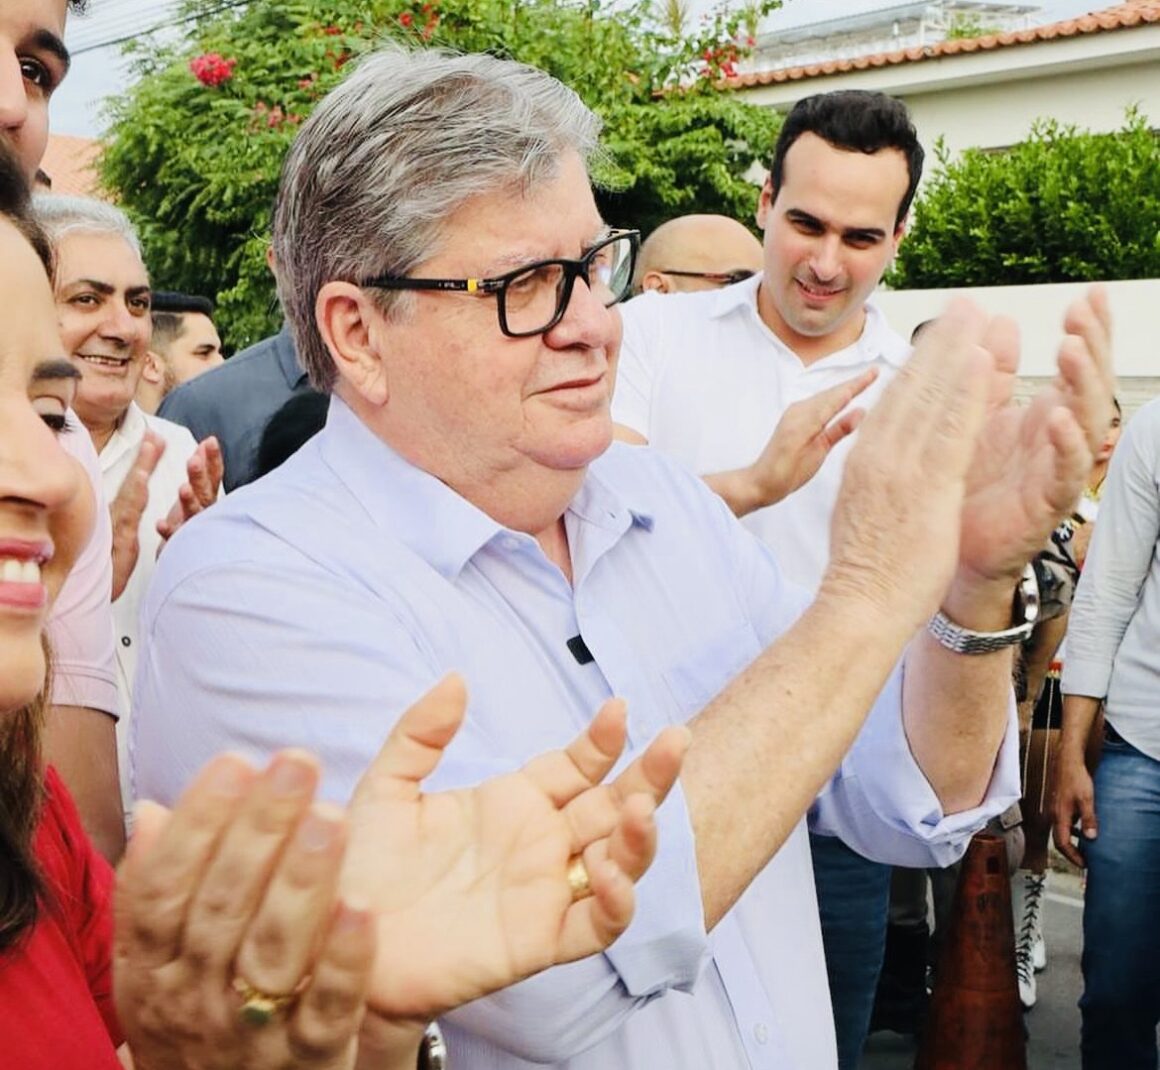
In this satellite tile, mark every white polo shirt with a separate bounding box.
[99,402,199,806]
[614,275,910,593]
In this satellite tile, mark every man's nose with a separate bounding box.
[548,273,618,349]
[0,53,29,131]
[809,237,842,282]
[101,302,142,344]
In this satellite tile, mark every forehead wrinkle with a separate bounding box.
[484,223,612,276]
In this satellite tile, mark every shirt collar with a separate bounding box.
[317,397,654,579]
[709,273,910,371]
[99,401,147,473]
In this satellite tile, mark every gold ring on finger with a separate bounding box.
[567,856,593,902]
[231,974,306,1026]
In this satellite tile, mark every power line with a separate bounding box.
[67,0,178,48]
[70,0,254,57]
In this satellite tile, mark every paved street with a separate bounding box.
[861,871,1086,1069]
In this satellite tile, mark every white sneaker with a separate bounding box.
[1031,927,1047,973]
[1012,871,1048,1009]
[1018,873,1048,972]
[1016,945,1038,1010]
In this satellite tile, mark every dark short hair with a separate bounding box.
[770,90,924,230]
[0,143,54,279]
[150,290,215,317]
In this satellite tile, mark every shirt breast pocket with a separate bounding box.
[660,622,764,719]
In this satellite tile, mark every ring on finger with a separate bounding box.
[567,856,592,902]
[232,974,308,1026]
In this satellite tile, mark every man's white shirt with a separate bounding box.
[614,275,910,593]
[99,401,198,805]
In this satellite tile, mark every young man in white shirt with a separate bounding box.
[613,91,929,1070]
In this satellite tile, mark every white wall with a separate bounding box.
[875,277,1160,414]
[905,57,1160,163]
[738,24,1160,186]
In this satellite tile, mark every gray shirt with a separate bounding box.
[158,325,312,492]
[1062,397,1160,760]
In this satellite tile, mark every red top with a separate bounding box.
[0,766,122,1067]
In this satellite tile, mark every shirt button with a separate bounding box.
[502,535,521,552]
[121,636,132,648]
[754,1024,768,1045]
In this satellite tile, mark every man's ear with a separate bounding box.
[640,271,672,294]
[756,175,775,229]
[893,214,909,253]
[316,281,390,407]
[141,350,165,386]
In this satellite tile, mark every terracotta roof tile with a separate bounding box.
[726,0,1160,90]
[38,134,104,198]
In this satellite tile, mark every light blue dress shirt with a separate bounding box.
[132,396,1017,1070]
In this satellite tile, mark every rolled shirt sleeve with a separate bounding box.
[810,657,1020,868]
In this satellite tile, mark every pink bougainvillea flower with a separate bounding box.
[189,52,236,88]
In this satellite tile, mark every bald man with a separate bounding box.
[632,213,764,294]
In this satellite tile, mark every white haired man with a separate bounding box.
[133,46,1114,1070]
[34,195,222,814]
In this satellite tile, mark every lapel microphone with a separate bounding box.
[566,635,595,666]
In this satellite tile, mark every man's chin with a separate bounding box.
[530,417,614,473]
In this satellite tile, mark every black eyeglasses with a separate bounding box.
[360,229,641,338]
[658,268,756,286]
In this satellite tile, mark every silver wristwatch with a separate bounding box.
[926,563,1040,655]
[418,1023,447,1070]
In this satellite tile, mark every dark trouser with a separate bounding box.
[1080,727,1160,1069]
[810,831,893,1070]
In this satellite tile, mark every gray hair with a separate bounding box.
[272,46,603,392]
[32,194,143,259]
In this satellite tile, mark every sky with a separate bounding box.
[51,0,1106,138]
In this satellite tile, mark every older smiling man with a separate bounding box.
[34,195,222,813]
[133,47,1113,1070]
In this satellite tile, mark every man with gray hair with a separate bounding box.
[34,194,221,813]
[133,46,1113,1070]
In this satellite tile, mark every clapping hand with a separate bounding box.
[116,753,374,1070]
[341,675,690,1020]
[748,368,878,507]
[955,288,1114,592]
[157,435,224,543]
[116,677,688,1069]
[824,289,1114,636]
[110,430,165,599]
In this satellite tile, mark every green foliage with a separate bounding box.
[944,15,1000,40]
[100,0,780,348]
[888,110,1160,289]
